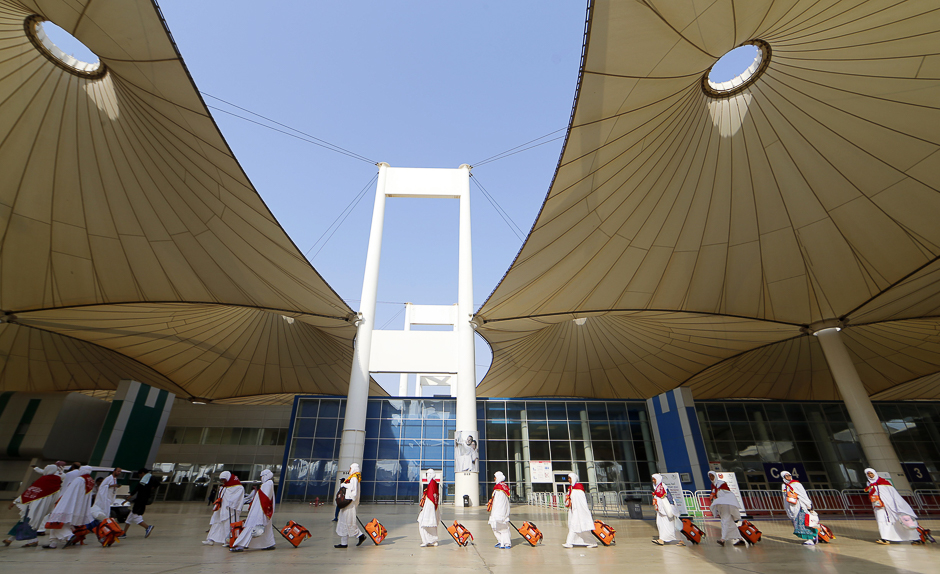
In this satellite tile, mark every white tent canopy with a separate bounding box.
[476,0,940,400]
[0,0,386,401]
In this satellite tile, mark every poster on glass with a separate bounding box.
[454,431,479,473]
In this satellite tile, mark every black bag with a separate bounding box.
[335,485,352,509]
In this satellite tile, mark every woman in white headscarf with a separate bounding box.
[864,468,921,544]
[488,471,511,549]
[780,471,816,545]
[708,471,742,546]
[417,469,441,547]
[563,472,596,548]
[230,469,275,552]
[335,463,366,549]
[91,468,122,522]
[651,474,681,546]
[4,465,60,547]
[204,471,246,546]
[43,466,95,549]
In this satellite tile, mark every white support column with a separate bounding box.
[454,164,479,505]
[338,163,389,475]
[814,327,911,491]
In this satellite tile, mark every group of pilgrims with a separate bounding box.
[779,468,928,546]
[4,462,155,549]
[6,462,930,551]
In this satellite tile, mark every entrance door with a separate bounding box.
[554,471,571,502]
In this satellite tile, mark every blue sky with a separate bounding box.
[48,2,757,394]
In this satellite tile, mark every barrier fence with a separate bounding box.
[528,487,940,518]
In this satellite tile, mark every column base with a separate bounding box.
[455,472,480,506]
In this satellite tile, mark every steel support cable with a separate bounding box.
[378,305,407,330]
[472,128,566,167]
[202,92,376,164]
[304,173,379,261]
[470,175,525,242]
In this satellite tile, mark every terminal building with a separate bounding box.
[1,0,940,518]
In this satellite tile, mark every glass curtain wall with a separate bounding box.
[282,397,656,503]
[481,400,657,501]
[696,401,940,489]
[282,398,459,503]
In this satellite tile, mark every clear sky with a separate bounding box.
[49,2,757,395]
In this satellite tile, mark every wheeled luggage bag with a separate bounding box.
[94,517,124,547]
[279,520,311,547]
[680,517,704,544]
[510,520,543,546]
[817,523,835,543]
[591,520,616,546]
[444,520,474,546]
[738,519,761,544]
[228,510,244,548]
[358,517,387,545]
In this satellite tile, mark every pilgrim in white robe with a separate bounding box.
[417,470,441,546]
[336,465,363,546]
[45,467,94,545]
[5,465,60,545]
[488,472,511,548]
[91,473,119,521]
[206,472,245,545]
[652,474,678,543]
[708,472,742,543]
[865,468,920,543]
[564,473,596,547]
[232,471,275,550]
[781,472,816,544]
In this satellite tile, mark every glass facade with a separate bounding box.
[480,399,657,500]
[274,396,940,504]
[281,397,657,503]
[697,401,940,489]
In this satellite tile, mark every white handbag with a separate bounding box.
[806,510,820,529]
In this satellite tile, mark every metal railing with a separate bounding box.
[528,487,940,517]
[808,489,848,514]
[841,489,873,514]
[915,490,940,514]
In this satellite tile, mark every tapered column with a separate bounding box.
[814,327,911,491]
[454,164,479,505]
[580,410,598,491]
[338,163,389,475]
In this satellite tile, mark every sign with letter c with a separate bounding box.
[763,462,808,484]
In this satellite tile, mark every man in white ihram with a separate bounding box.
[563,472,597,548]
[229,469,275,552]
[335,463,367,549]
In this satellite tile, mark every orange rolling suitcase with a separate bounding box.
[94,517,124,547]
[510,520,543,546]
[592,520,616,546]
[738,520,761,544]
[358,517,387,545]
[817,523,835,543]
[680,517,704,544]
[445,520,474,546]
[279,520,311,547]
[228,510,245,548]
